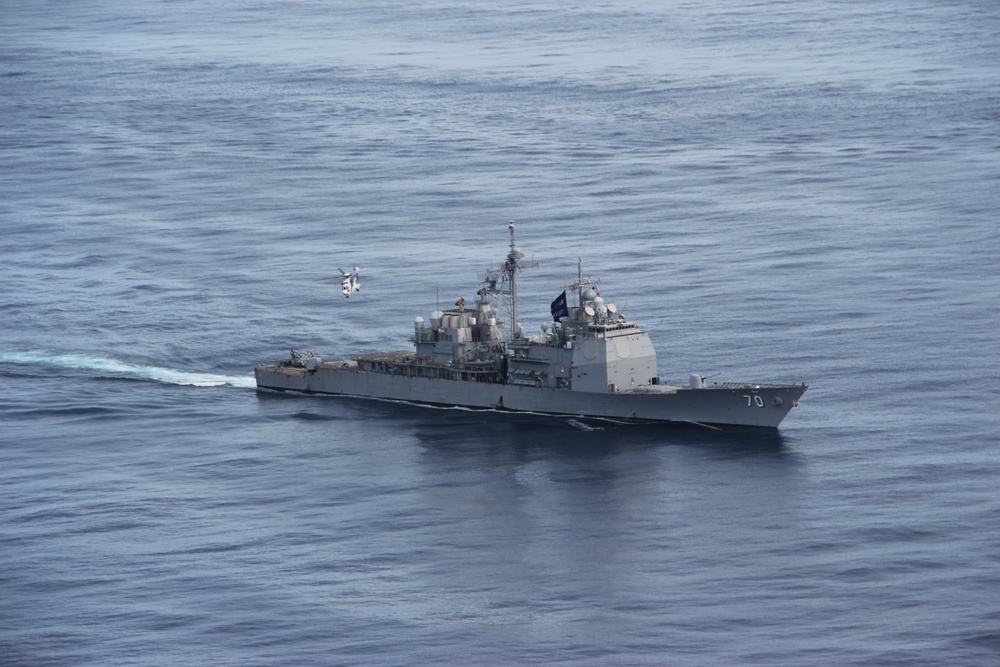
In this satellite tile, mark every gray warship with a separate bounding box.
[255,223,807,428]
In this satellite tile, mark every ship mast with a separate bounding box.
[507,222,523,338]
[561,255,601,315]
[482,221,537,342]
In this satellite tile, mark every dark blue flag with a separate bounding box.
[550,290,569,321]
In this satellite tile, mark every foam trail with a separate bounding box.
[0,350,256,388]
[566,418,602,431]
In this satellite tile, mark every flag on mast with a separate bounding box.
[550,290,569,321]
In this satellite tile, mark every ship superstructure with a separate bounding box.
[255,223,807,428]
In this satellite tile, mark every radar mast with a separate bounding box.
[481,221,538,342]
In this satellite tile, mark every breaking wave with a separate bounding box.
[566,418,603,431]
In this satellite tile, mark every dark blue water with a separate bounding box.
[3,1,999,664]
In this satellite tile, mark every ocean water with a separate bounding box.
[2,0,1000,664]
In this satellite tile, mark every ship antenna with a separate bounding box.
[507,221,521,339]
[481,221,537,342]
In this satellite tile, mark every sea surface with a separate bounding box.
[2,1,999,664]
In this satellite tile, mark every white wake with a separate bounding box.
[0,350,256,388]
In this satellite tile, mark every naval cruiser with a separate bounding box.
[255,223,807,428]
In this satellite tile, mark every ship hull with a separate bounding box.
[255,363,806,428]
